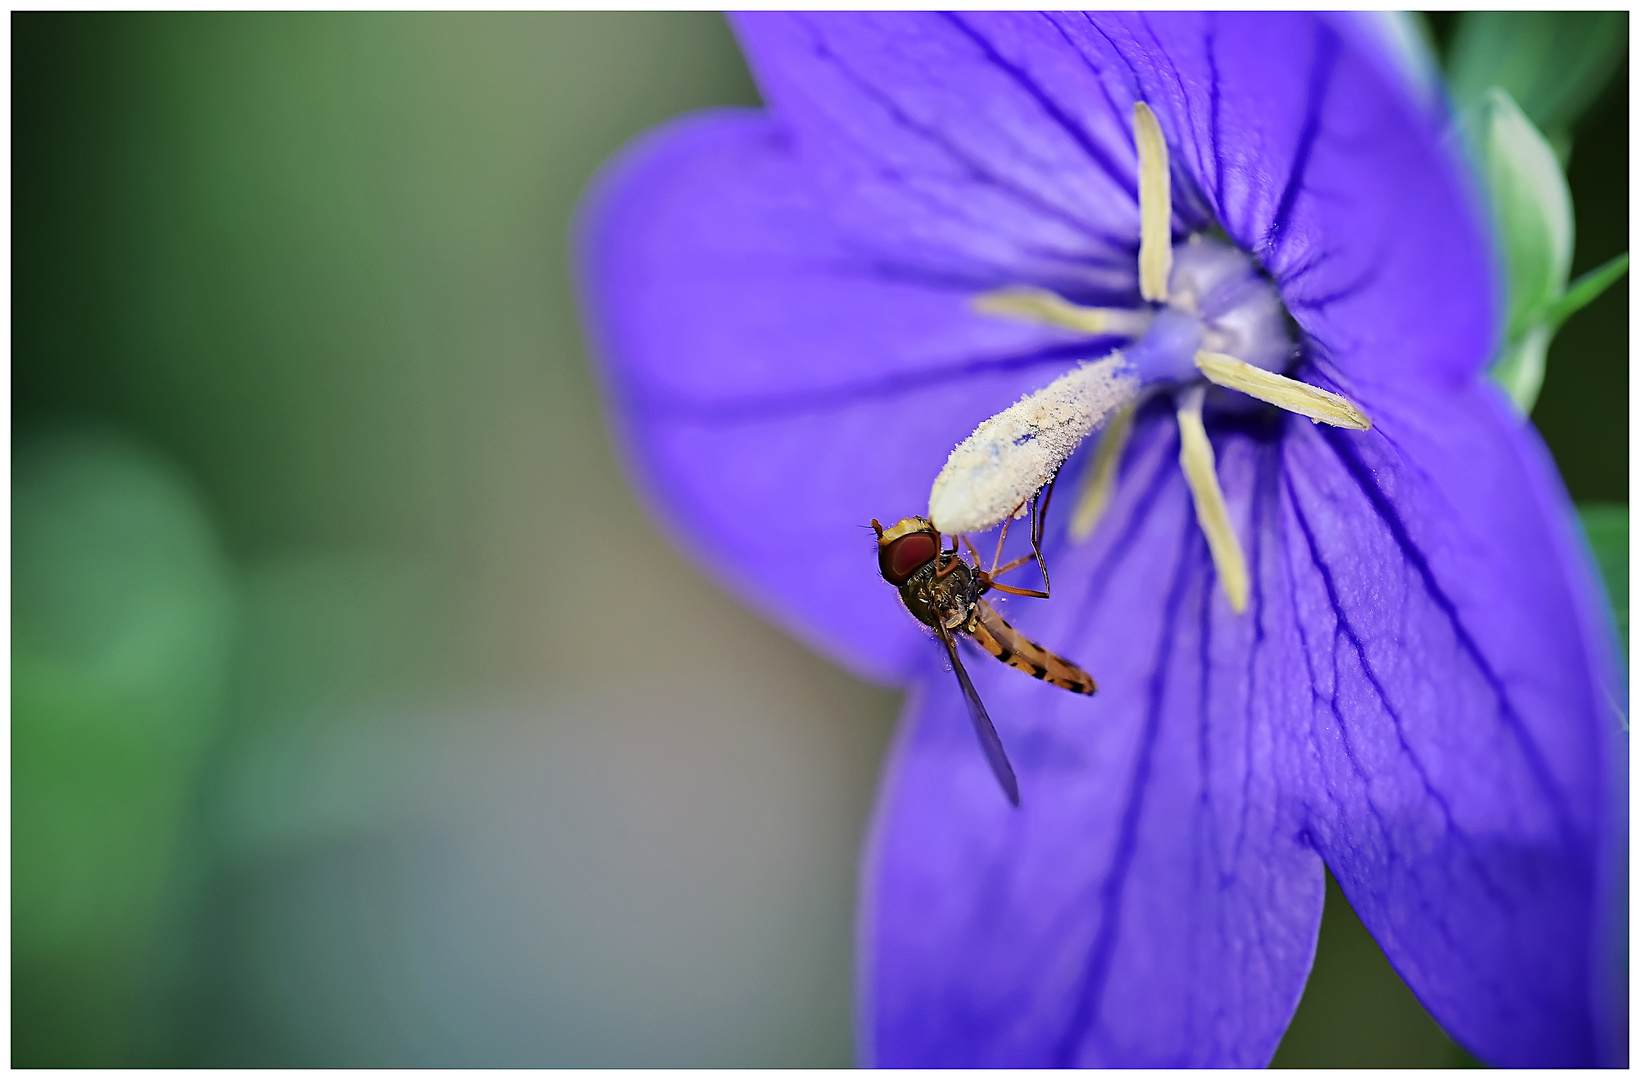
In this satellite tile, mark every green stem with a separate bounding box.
[1545,252,1629,331]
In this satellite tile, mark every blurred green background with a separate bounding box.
[11,12,1627,1067]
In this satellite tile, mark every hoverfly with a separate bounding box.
[873,491,1095,806]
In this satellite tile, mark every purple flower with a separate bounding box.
[576,12,1625,1068]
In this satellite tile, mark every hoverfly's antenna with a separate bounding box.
[869,518,885,538]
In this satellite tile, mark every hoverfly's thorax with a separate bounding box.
[899,557,979,632]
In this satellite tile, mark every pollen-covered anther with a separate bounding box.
[1193,350,1372,429]
[974,286,1153,338]
[1133,101,1173,304]
[928,355,1141,535]
[1175,385,1250,613]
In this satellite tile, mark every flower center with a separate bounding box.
[931,102,1374,615]
[1131,236,1295,384]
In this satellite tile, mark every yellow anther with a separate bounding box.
[1133,101,1172,304]
[1193,350,1372,430]
[1070,400,1137,541]
[973,286,1153,338]
[1176,385,1249,613]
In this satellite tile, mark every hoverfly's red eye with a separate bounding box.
[880,530,939,585]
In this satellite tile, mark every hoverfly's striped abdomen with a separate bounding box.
[971,600,1097,695]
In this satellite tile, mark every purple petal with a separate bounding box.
[576,110,1114,681]
[864,381,1620,1066]
[731,12,1153,298]
[733,13,1499,390]
[862,420,1325,1067]
[1273,379,1622,1066]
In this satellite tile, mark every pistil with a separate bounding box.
[928,355,1140,536]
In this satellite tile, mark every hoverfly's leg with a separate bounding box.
[1027,472,1059,597]
[962,535,1002,593]
[934,531,962,579]
[986,479,1058,595]
[990,499,1025,577]
[991,552,1038,577]
[987,580,1050,600]
[1034,472,1058,549]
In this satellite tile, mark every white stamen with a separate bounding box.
[1194,350,1372,430]
[1176,385,1249,613]
[929,354,1140,535]
[1070,400,1137,541]
[974,286,1153,338]
[1134,102,1172,304]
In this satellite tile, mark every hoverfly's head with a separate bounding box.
[874,516,940,586]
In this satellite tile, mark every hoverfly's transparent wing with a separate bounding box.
[936,622,1020,807]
